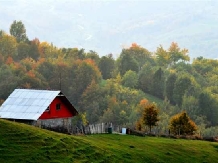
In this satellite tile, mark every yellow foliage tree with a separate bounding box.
[169,111,197,135]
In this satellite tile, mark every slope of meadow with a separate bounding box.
[0,119,218,163]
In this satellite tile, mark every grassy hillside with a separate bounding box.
[1,119,218,163]
[143,92,164,106]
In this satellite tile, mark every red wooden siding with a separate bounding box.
[39,97,74,119]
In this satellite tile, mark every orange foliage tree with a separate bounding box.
[136,101,159,133]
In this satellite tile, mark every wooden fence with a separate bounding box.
[70,123,123,135]
[84,123,123,134]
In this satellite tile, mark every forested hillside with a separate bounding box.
[1,21,218,136]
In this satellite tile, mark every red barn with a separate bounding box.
[0,89,78,133]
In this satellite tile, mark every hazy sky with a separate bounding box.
[1,0,217,58]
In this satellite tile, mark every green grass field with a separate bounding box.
[0,119,218,163]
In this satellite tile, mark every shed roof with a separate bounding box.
[0,89,74,120]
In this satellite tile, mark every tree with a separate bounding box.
[0,65,20,99]
[118,49,139,76]
[169,111,197,135]
[37,61,56,82]
[122,70,138,88]
[155,45,170,67]
[0,30,5,37]
[16,42,30,60]
[151,67,165,99]
[29,38,40,60]
[99,96,130,125]
[0,34,17,59]
[193,57,215,76]
[38,41,62,59]
[62,48,85,60]
[78,80,102,123]
[198,90,218,126]
[69,59,101,106]
[173,74,194,106]
[141,103,159,133]
[165,72,177,104]
[138,63,155,94]
[127,43,152,70]
[181,95,198,119]
[156,42,190,67]
[98,55,115,79]
[78,48,86,60]
[10,20,28,42]
[168,42,190,65]
[85,50,100,64]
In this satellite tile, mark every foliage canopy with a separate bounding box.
[170,111,197,135]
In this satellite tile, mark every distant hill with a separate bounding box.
[1,119,218,162]
[1,0,218,59]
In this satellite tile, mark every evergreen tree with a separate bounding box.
[166,72,177,104]
[151,68,165,99]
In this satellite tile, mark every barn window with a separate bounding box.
[45,106,50,112]
[56,103,61,110]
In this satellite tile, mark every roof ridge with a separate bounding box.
[16,88,61,91]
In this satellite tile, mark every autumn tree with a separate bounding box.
[10,20,28,42]
[20,71,48,89]
[0,34,17,59]
[38,41,63,59]
[135,99,149,131]
[156,45,170,67]
[140,103,159,133]
[127,43,152,70]
[168,42,190,65]
[169,111,197,135]
[156,42,190,67]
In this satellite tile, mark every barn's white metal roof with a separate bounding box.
[0,89,61,120]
